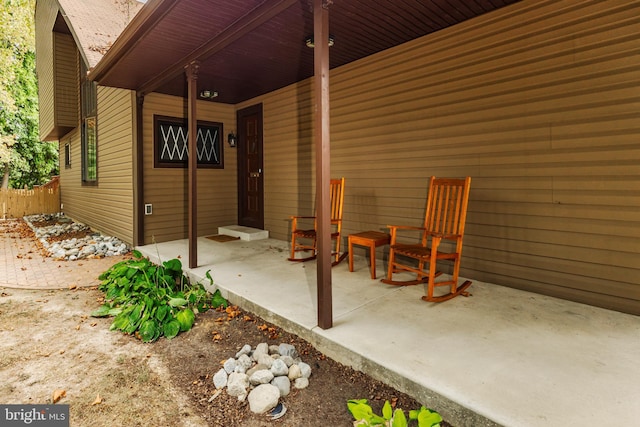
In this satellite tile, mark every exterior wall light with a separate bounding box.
[227,132,237,148]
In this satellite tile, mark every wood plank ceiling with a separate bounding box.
[90,0,521,103]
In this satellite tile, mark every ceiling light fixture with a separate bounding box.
[305,34,335,48]
[199,90,218,99]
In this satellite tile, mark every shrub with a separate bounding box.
[91,250,227,342]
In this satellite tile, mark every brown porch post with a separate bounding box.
[134,93,145,246]
[185,61,199,269]
[314,0,332,329]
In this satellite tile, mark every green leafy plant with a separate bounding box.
[91,250,227,342]
[347,399,442,427]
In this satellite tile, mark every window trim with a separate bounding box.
[80,61,97,185]
[64,142,71,168]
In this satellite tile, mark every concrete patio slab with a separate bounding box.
[137,237,640,427]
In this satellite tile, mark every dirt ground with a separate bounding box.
[0,219,452,426]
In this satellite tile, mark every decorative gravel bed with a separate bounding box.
[23,213,130,261]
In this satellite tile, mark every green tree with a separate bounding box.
[1,0,58,189]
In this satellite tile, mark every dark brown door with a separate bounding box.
[237,104,264,229]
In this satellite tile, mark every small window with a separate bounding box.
[153,115,223,169]
[64,143,71,168]
[80,61,97,184]
[83,117,97,181]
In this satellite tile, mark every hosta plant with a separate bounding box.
[347,399,442,427]
[91,250,227,342]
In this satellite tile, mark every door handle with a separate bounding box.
[250,172,260,178]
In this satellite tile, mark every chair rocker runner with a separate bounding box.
[381,176,472,302]
[288,177,347,266]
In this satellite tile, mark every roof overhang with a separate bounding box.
[89,0,521,104]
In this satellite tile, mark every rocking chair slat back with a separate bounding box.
[425,178,469,237]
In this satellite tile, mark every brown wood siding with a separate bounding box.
[240,0,640,314]
[60,87,135,244]
[35,0,57,140]
[53,32,79,129]
[142,93,237,243]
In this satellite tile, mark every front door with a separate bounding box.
[237,104,264,229]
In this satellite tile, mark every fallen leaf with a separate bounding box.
[52,389,66,403]
[91,394,102,405]
[90,322,97,327]
[68,284,77,290]
[59,350,65,355]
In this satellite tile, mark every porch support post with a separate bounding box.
[314,0,332,329]
[134,93,145,246]
[185,61,199,269]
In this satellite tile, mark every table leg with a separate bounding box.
[348,238,354,272]
[369,244,376,279]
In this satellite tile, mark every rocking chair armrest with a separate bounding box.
[386,225,425,231]
[426,231,461,240]
[386,225,426,244]
[290,215,317,232]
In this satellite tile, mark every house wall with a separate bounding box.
[238,0,639,314]
[141,93,237,244]
[52,32,79,131]
[35,0,56,140]
[35,0,79,141]
[59,86,135,244]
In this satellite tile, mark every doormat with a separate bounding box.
[206,234,240,243]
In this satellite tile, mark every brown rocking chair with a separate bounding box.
[288,177,347,266]
[381,176,472,302]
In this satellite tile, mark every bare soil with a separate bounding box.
[0,221,453,426]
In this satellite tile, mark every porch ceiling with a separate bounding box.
[90,0,521,104]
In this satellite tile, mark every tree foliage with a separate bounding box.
[1,0,58,188]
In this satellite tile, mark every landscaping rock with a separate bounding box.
[270,358,288,376]
[213,342,314,417]
[293,377,309,390]
[249,369,274,385]
[226,372,249,398]
[23,213,130,261]
[271,376,291,397]
[247,384,280,414]
[278,343,297,358]
[213,368,228,389]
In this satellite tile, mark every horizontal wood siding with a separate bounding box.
[53,32,78,129]
[35,0,57,140]
[241,0,640,314]
[142,93,236,243]
[60,87,135,244]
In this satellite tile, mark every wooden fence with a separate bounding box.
[1,176,61,218]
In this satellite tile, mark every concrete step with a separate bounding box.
[218,225,269,241]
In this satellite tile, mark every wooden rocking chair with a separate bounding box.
[288,177,347,266]
[381,176,472,302]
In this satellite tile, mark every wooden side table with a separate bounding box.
[348,231,391,279]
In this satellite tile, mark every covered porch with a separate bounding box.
[137,236,640,426]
